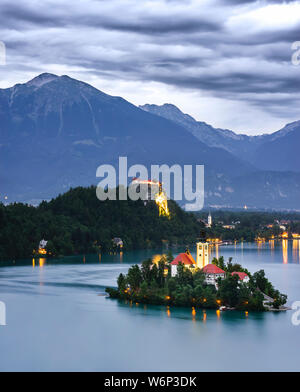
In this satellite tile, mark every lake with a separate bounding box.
[0,241,300,372]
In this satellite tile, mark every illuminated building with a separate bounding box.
[281,232,289,239]
[170,252,196,277]
[222,224,235,230]
[131,178,170,218]
[38,239,48,255]
[196,242,209,269]
[155,191,170,218]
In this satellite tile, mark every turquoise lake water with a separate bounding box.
[0,241,300,372]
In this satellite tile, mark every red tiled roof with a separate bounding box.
[231,272,249,281]
[170,253,196,266]
[202,264,225,274]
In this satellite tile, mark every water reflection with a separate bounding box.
[282,240,288,264]
[166,306,171,318]
[215,244,219,259]
[292,240,299,263]
[39,258,46,268]
[192,307,196,322]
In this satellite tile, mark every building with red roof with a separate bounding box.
[231,272,250,283]
[201,264,226,286]
[170,253,196,277]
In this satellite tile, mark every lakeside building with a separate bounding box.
[202,264,226,286]
[38,239,48,255]
[170,252,197,277]
[170,241,210,276]
[112,237,124,249]
[231,271,250,283]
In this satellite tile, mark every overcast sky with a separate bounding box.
[0,0,299,134]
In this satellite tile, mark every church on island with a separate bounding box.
[169,241,245,287]
[170,242,210,277]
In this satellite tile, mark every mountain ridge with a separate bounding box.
[140,103,300,173]
[0,73,299,209]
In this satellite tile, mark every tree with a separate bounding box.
[117,273,126,292]
[218,275,240,307]
[126,265,143,291]
[141,258,153,284]
[45,240,56,256]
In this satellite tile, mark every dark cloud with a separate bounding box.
[0,0,299,132]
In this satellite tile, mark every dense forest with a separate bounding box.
[0,186,202,260]
[1,186,299,260]
[106,255,287,311]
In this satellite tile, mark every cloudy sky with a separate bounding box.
[0,0,299,134]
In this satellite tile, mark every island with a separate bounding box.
[106,252,288,312]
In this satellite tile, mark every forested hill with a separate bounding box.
[0,186,202,260]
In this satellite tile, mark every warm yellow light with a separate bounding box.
[39,258,46,268]
[165,296,171,301]
[155,191,170,218]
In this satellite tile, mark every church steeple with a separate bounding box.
[208,212,212,228]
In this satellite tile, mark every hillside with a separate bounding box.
[0,186,203,260]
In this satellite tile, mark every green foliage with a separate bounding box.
[107,256,286,311]
[0,186,202,260]
[218,275,242,307]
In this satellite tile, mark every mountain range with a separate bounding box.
[140,103,300,173]
[0,73,299,210]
